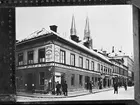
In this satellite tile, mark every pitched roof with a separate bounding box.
[17,28,112,64]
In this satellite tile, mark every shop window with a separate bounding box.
[70,53,75,66]
[27,50,34,64]
[79,56,83,68]
[39,72,45,85]
[71,74,75,86]
[38,48,45,63]
[60,50,65,64]
[18,53,24,66]
[79,75,83,86]
[92,77,94,85]
[95,77,97,82]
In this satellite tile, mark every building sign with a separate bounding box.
[17,63,54,69]
[54,45,60,62]
[46,44,54,62]
[44,79,48,91]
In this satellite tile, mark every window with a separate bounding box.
[91,61,94,71]
[86,59,89,69]
[27,51,34,64]
[98,63,100,72]
[79,75,83,86]
[101,65,103,73]
[104,66,106,73]
[18,53,23,66]
[108,68,110,74]
[70,53,75,66]
[71,74,75,86]
[92,77,94,85]
[39,72,45,85]
[38,48,45,63]
[60,50,65,64]
[79,56,83,68]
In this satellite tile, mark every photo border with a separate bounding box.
[0,0,139,104]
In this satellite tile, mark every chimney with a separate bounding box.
[103,51,107,55]
[50,25,57,32]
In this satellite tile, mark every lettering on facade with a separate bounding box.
[17,63,54,69]
[54,45,60,62]
[46,44,54,62]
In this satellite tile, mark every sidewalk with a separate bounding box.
[17,87,114,98]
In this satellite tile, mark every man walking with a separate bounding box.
[56,81,61,95]
[113,81,118,94]
[124,82,127,91]
[62,81,68,96]
[89,81,92,93]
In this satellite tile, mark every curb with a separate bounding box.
[17,88,114,98]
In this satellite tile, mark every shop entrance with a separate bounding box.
[85,76,90,89]
[26,73,33,92]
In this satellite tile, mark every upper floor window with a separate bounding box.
[18,53,23,66]
[60,50,65,64]
[38,48,45,63]
[91,61,94,71]
[70,53,75,66]
[107,68,109,74]
[98,63,100,72]
[79,56,83,68]
[104,66,106,73]
[27,51,34,64]
[101,65,103,73]
[86,59,89,70]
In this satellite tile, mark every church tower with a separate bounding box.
[83,16,93,49]
[70,15,80,42]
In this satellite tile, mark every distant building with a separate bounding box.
[112,56,134,86]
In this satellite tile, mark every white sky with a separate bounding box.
[16,5,133,57]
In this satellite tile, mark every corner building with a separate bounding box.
[16,17,114,93]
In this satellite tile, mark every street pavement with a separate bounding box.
[16,86,134,102]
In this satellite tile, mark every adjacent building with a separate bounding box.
[112,56,134,86]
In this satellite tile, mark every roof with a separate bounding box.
[16,28,112,64]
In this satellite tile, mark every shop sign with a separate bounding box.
[46,44,54,62]
[54,45,60,62]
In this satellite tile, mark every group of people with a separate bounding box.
[113,81,127,94]
[55,81,68,96]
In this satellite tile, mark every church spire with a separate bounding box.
[84,16,90,40]
[83,16,93,49]
[70,15,77,36]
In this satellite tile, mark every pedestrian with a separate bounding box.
[113,81,118,94]
[62,81,68,96]
[56,81,61,95]
[98,80,102,89]
[124,82,127,91]
[89,81,92,93]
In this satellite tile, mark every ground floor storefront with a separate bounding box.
[16,64,114,94]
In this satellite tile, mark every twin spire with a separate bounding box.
[70,15,92,49]
[70,15,91,40]
[84,16,90,40]
[70,15,77,36]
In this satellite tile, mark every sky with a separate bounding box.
[16,5,133,57]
